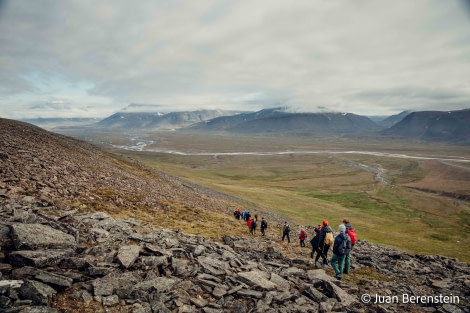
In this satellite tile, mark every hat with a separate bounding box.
[322,220,329,226]
[339,224,346,233]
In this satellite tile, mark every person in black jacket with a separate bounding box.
[317,220,333,266]
[282,222,290,243]
[260,217,267,236]
[310,225,321,261]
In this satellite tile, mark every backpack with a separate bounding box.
[338,234,352,255]
[284,225,290,234]
[346,228,357,245]
[300,230,307,240]
[261,220,267,229]
[324,231,334,246]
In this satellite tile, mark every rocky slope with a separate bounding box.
[0,118,469,313]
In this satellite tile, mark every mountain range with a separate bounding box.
[20,107,470,145]
[186,108,381,134]
[97,109,245,131]
[90,107,470,144]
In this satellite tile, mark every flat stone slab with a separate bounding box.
[11,223,76,250]
[8,249,74,268]
[117,245,141,268]
[0,279,24,289]
[237,270,277,290]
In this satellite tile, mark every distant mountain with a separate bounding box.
[381,109,470,144]
[97,110,243,130]
[376,111,413,129]
[187,108,380,134]
[20,117,100,130]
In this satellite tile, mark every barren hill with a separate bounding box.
[0,118,238,217]
[0,118,469,313]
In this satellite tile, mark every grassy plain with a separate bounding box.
[101,131,470,262]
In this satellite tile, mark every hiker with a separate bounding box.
[330,224,352,280]
[260,217,268,236]
[299,228,308,247]
[310,225,321,260]
[317,220,333,266]
[236,209,241,220]
[242,210,247,221]
[250,218,257,235]
[245,211,251,222]
[343,218,357,274]
[246,217,253,232]
[282,222,291,243]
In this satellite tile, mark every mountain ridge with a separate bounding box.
[96,110,245,131]
[186,108,380,134]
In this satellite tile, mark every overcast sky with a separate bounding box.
[1,0,470,119]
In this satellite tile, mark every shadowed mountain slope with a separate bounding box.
[381,109,470,144]
[375,110,412,129]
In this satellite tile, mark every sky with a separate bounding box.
[1,0,470,119]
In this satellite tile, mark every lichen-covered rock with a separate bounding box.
[10,223,76,250]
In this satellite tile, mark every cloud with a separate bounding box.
[0,0,470,118]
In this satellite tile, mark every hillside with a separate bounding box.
[381,109,470,144]
[187,108,380,134]
[0,118,469,313]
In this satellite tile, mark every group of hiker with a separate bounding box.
[234,209,357,280]
[310,219,357,280]
[234,209,268,236]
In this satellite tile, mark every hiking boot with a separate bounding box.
[335,275,342,280]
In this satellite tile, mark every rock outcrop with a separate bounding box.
[1,196,469,313]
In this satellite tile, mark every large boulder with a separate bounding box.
[10,224,76,250]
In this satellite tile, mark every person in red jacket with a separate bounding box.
[342,218,357,274]
[299,228,308,247]
[246,218,253,231]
